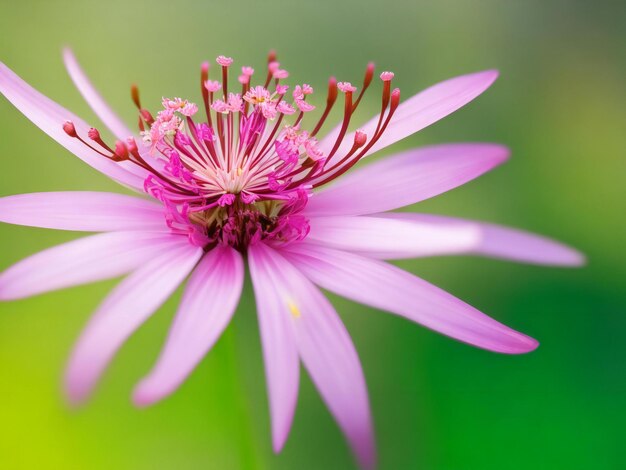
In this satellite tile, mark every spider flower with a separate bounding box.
[0,49,583,468]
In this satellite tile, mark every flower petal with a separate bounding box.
[133,245,244,406]
[319,70,499,159]
[375,213,585,266]
[248,243,300,452]
[306,143,508,216]
[0,191,166,232]
[260,245,376,469]
[306,215,480,258]
[0,61,147,189]
[63,48,134,141]
[0,232,187,300]
[283,243,538,354]
[64,242,202,405]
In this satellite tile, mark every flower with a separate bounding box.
[0,49,583,469]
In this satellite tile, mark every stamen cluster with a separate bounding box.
[62,52,400,250]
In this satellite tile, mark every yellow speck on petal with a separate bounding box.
[237,167,243,176]
[287,300,301,318]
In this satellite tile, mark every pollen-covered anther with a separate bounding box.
[337,82,357,93]
[216,55,233,67]
[205,80,221,92]
[380,71,395,82]
[273,68,289,79]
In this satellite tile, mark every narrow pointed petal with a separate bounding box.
[64,243,202,405]
[248,243,300,452]
[257,245,376,468]
[133,246,244,406]
[0,192,167,232]
[63,48,134,141]
[306,215,480,258]
[0,232,188,300]
[283,243,538,354]
[319,70,499,159]
[0,62,147,189]
[376,213,586,266]
[306,144,508,216]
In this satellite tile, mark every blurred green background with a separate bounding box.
[1,0,625,469]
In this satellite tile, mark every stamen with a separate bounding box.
[71,52,401,249]
[131,84,141,109]
[326,84,355,161]
[311,77,338,137]
[351,62,375,112]
[63,121,77,137]
[87,128,115,153]
[200,61,212,126]
[217,55,232,98]
[264,50,277,88]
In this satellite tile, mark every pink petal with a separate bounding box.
[262,245,376,469]
[283,243,539,354]
[248,243,300,452]
[0,232,187,300]
[0,61,147,189]
[306,143,509,216]
[306,215,480,258]
[319,70,499,159]
[133,245,244,406]
[63,48,134,141]
[0,191,166,232]
[64,243,202,405]
[377,213,585,266]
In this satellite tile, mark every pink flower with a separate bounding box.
[0,48,584,469]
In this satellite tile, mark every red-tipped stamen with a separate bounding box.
[352,62,375,112]
[311,77,338,137]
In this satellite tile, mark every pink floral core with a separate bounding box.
[62,53,400,251]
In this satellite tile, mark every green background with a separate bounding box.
[1,1,624,469]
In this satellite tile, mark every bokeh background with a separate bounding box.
[1,1,624,469]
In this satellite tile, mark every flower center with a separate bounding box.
[62,52,400,250]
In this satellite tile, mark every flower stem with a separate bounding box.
[222,320,261,469]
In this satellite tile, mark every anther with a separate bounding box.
[311,77,338,137]
[354,129,367,147]
[88,127,114,153]
[390,87,401,110]
[114,140,129,161]
[63,121,78,138]
[216,56,233,67]
[87,127,100,140]
[126,137,140,159]
[200,62,212,125]
[131,85,141,109]
[352,62,375,112]
[140,109,155,125]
